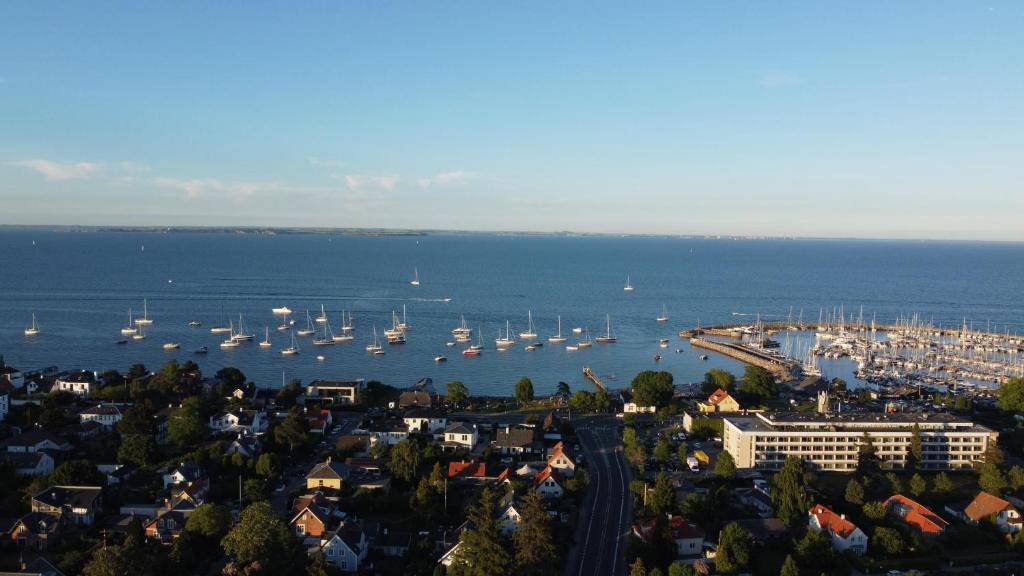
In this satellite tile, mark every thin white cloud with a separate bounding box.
[344,174,400,193]
[10,159,104,181]
[758,70,805,89]
[153,176,333,202]
[418,170,477,188]
[307,156,348,169]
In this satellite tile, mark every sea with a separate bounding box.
[1,229,1022,396]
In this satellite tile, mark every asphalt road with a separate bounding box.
[566,416,632,576]
[271,412,362,513]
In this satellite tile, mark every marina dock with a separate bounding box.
[582,366,607,392]
[689,338,797,380]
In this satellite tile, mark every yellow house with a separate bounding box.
[698,388,740,413]
[305,458,349,491]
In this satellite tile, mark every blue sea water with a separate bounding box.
[1,230,1022,395]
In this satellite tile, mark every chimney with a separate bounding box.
[840,514,846,520]
[326,456,331,464]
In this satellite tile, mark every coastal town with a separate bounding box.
[1,349,1023,576]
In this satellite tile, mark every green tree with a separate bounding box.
[649,472,675,515]
[515,377,535,406]
[716,522,752,574]
[215,367,247,389]
[771,456,812,528]
[794,529,833,575]
[51,459,105,486]
[594,388,611,413]
[447,380,470,407]
[450,487,510,576]
[82,546,130,576]
[275,379,303,407]
[979,461,1009,495]
[906,422,922,472]
[856,433,881,478]
[715,451,737,481]
[654,437,671,463]
[168,396,206,447]
[307,551,331,576]
[117,403,153,435]
[569,390,594,412]
[221,501,299,573]
[677,443,688,466]
[128,363,149,381]
[668,563,697,576]
[862,501,887,521]
[702,369,736,395]
[256,453,281,479]
[884,472,903,496]
[513,491,556,575]
[124,516,145,548]
[118,434,158,467]
[909,473,927,498]
[739,365,777,399]
[780,555,800,576]
[844,478,864,505]
[243,478,268,503]
[274,407,312,453]
[556,381,571,397]
[629,559,647,576]
[150,359,182,394]
[390,439,422,483]
[996,377,1024,412]
[1009,465,1024,491]
[186,504,232,540]
[933,472,953,494]
[872,527,905,555]
[631,371,675,408]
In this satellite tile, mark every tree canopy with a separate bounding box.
[716,522,752,574]
[513,491,556,575]
[771,456,812,528]
[739,365,778,399]
[221,501,299,574]
[997,378,1024,412]
[714,451,737,480]
[631,371,674,408]
[515,377,535,406]
[389,439,422,483]
[702,369,736,394]
[446,381,470,406]
[168,396,206,447]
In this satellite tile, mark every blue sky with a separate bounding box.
[1,2,1022,240]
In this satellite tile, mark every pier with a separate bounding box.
[689,338,797,380]
[582,366,607,392]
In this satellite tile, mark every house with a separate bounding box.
[52,370,97,396]
[318,525,368,572]
[546,442,576,477]
[9,512,62,551]
[32,486,103,526]
[447,460,504,483]
[734,488,774,518]
[291,503,335,538]
[884,494,948,535]
[208,409,267,435]
[367,420,410,446]
[0,556,65,576]
[163,462,204,489]
[668,516,705,558]
[403,407,447,434]
[733,518,788,545]
[698,389,740,413]
[808,504,868,555]
[496,492,524,535]
[535,466,564,499]
[226,435,262,459]
[5,451,55,477]
[398,390,432,408]
[1,360,25,389]
[622,390,656,414]
[307,408,333,435]
[954,491,1022,533]
[4,429,72,454]
[144,500,194,541]
[306,380,365,405]
[374,529,413,558]
[306,457,351,491]
[79,404,124,427]
[443,422,479,450]
[96,464,134,486]
[541,411,562,440]
[171,478,209,507]
[0,390,8,422]
[494,425,538,455]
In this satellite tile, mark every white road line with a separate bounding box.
[577,429,602,576]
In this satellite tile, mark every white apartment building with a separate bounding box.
[723,411,995,472]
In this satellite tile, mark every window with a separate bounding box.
[296,525,305,535]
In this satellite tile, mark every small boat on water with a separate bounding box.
[163,342,180,350]
[121,309,138,336]
[115,339,128,345]
[340,310,354,334]
[656,304,668,323]
[410,267,420,287]
[435,355,448,363]
[659,338,669,348]
[260,327,272,349]
[373,349,386,356]
[366,326,383,353]
[496,320,515,348]
[623,276,634,292]
[595,315,617,343]
[189,320,202,327]
[572,327,583,334]
[384,311,403,340]
[297,310,316,336]
[272,306,292,316]
[210,325,231,334]
[470,329,484,351]
[132,331,146,341]
[565,345,579,352]
[194,346,208,354]
[396,305,410,332]
[519,310,538,340]
[654,353,662,362]
[24,313,40,336]
[578,327,593,348]
[525,345,537,352]
[462,347,481,357]
[316,304,328,324]
[281,333,299,356]
[698,354,708,361]
[135,299,154,326]
[548,316,567,343]
[232,315,255,342]
[446,341,456,347]
[317,355,325,362]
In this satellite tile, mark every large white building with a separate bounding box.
[722,411,995,472]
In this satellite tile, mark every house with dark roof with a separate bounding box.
[9,512,62,551]
[79,404,124,427]
[306,380,365,406]
[226,435,262,459]
[290,503,336,538]
[0,556,65,576]
[403,407,447,433]
[443,422,478,450]
[52,370,97,396]
[733,518,788,544]
[367,419,410,446]
[808,504,868,555]
[31,486,103,526]
[494,425,538,455]
[4,429,72,454]
[316,524,368,572]
[5,451,55,477]
[144,500,194,541]
[208,409,267,435]
[398,390,431,408]
[884,494,948,535]
[948,491,1022,533]
[162,462,204,489]
[306,457,351,491]
[0,359,25,389]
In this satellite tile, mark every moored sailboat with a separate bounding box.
[24,313,40,337]
[519,310,538,340]
[595,315,616,343]
[548,316,567,343]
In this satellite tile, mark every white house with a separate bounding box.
[808,504,868,555]
[546,442,576,477]
[1,363,24,389]
[4,429,72,454]
[957,491,1022,533]
[403,407,448,434]
[318,526,368,573]
[497,502,524,535]
[163,462,204,489]
[443,422,478,450]
[535,466,565,499]
[368,421,410,446]
[622,390,656,414]
[53,370,98,396]
[80,404,124,427]
[669,516,706,558]
[7,451,54,477]
[208,409,267,435]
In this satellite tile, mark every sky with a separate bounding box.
[1,2,1022,240]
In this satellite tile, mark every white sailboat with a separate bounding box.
[548,316,567,343]
[578,327,593,348]
[396,304,410,331]
[297,310,316,336]
[277,311,291,332]
[314,320,336,346]
[596,315,616,343]
[340,310,354,334]
[470,328,484,351]
[121,309,138,336]
[519,310,538,339]
[132,325,146,340]
[332,314,354,342]
[410,267,420,286]
[281,333,299,356]
[496,320,515,348]
[24,313,40,337]
[384,311,403,340]
[316,304,328,324]
[656,305,668,323]
[623,276,634,292]
[232,314,254,341]
[366,326,383,353]
[220,320,240,348]
[260,326,272,348]
[272,306,292,316]
[452,315,472,338]
[135,299,154,326]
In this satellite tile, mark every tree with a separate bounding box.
[622,427,646,471]
[124,516,145,548]
[221,501,299,574]
[128,363,149,381]
[629,559,647,576]
[631,371,674,408]
[997,377,1024,412]
[794,529,833,575]
[934,472,953,494]
[872,527,905,555]
[150,359,182,394]
[117,403,153,435]
[515,377,535,406]
[1009,465,1024,491]
[856,433,881,478]
[780,555,800,576]
[716,522,752,574]
[569,390,594,412]
[909,473,927,498]
[649,472,675,515]
[677,443,688,466]
[771,457,812,528]
[513,491,556,574]
[739,366,777,400]
[168,396,206,447]
[702,369,736,395]
[274,407,312,453]
[714,451,737,481]
[82,546,130,576]
[594,388,611,413]
[668,563,697,576]
[256,453,281,479]
[118,434,158,467]
[450,487,509,576]
[243,478,268,503]
[654,438,671,463]
[844,478,864,505]
[275,379,303,407]
[390,439,422,483]
[215,366,247,389]
[413,476,441,521]
[862,501,887,521]
[906,423,922,472]
[51,459,105,486]
[186,504,231,540]
[884,472,903,496]
[556,381,571,397]
[979,461,1009,495]
[447,381,470,407]
[307,551,331,576]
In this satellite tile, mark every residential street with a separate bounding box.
[565,416,632,576]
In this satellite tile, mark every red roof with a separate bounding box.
[708,388,732,405]
[669,516,705,540]
[448,460,486,479]
[885,495,948,534]
[964,491,1015,522]
[535,465,563,487]
[809,504,859,538]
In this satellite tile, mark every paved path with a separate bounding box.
[565,416,632,576]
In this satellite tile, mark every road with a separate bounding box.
[270,412,362,513]
[566,416,632,576]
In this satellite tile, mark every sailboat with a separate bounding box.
[232,314,254,341]
[297,310,316,336]
[656,305,668,323]
[519,310,538,339]
[316,304,328,324]
[470,328,484,351]
[496,320,515,348]
[340,310,354,334]
[595,315,616,343]
[332,313,354,342]
[410,267,420,287]
[24,313,40,337]
[277,311,291,332]
[313,321,336,346]
[578,327,593,348]
[366,326,384,353]
[452,315,472,338]
[135,299,154,326]
[220,321,240,348]
[384,311,405,342]
[396,304,410,331]
[623,276,634,292]
[132,325,146,340]
[209,306,231,334]
[121,309,138,336]
[281,333,299,356]
[548,316,567,343]
[260,326,272,348]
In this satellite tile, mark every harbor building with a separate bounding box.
[722,411,995,472]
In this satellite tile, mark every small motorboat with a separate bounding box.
[659,339,669,348]
[115,339,128,345]
[525,345,537,352]
[194,346,209,354]
[373,349,386,356]
[462,348,481,357]
[565,345,578,352]
[654,353,662,362]
[163,342,180,350]
[188,320,202,327]
[446,341,456,347]
[435,355,448,363]
[699,354,708,361]
[316,355,325,362]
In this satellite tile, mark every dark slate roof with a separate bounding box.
[33,486,102,510]
[307,459,351,480]
[495,426,535,448]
